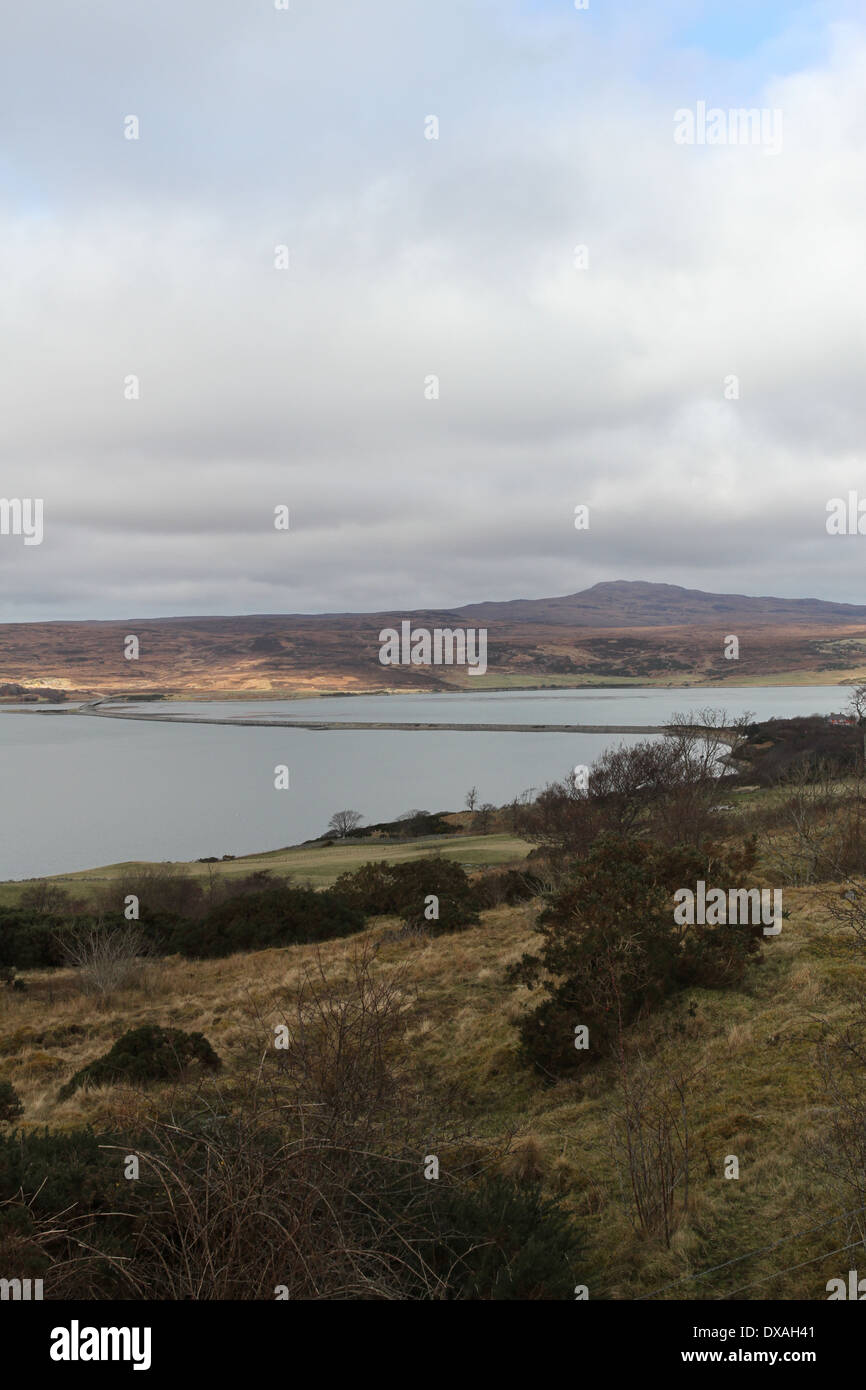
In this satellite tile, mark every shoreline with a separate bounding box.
[6,700,741,739]
[0,674,854,709]
[82,710,678,734]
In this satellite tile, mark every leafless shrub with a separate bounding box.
[608,1060,693,1247]
[57,923,151,996]
[18,881,78,915]
[88,941,505,1300]
[97,1075,512,1301]
[103,1098,423,1299]
[763,762,861,886]
[95,865,204,920]
[258,938,411,1126]
[814,1006,866,1248]
[516,726,730,864]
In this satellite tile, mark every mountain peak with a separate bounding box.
[457,581,866,628]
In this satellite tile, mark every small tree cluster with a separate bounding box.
[332,857,480,932]
[514,730,734,870]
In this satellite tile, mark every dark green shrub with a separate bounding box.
[167,885,364,958]
[738,716,862,785]
[59,1025,221,1098]
[426,1174,581,1299]
[344,812,452,839]
[0,1081,23,1123]
[471,868,544,910]
[0,1127,118,1213]
[0,1127,141,1296]
[0,1115,584,1299]
[332,857,479,931]
[0,908,79,969]
[371,1169,582,1299]
[509,835,761,1077]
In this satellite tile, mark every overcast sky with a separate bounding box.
[1,0,865,621]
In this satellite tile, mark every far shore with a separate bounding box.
[0,672,856,709]
[1,697,745,740]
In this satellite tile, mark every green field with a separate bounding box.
[0,831,533,907]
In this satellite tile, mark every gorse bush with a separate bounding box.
[0,1081,24,1123]
[509,835,761,1077]
[0,906,173,972]
[342,811,453,839]
[0,909,75,970]
[470,868,544,910]
[0,1126,139,1295]
[167,885,365,958]
[0,1117,583,1300]
[420,1173,580,1300]
[0,1127,120,1216]
[0,871,359,971]
[737,716,862,785]
[59,1025,221,1099]
[332,857,480,931]
[0,857,525,972]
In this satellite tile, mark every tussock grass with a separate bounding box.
[4,788,866,1300]
[1,869,864,1299]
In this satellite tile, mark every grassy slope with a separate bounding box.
[0,806,862,1300]
[0,831,532,906]
[0,885,859,1300]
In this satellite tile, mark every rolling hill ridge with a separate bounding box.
[3,581,866,697]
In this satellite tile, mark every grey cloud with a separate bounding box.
[1,1,865,620]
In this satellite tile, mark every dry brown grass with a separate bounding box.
[3,870,866,1299]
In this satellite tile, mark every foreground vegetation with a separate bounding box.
[4,716,866,1299]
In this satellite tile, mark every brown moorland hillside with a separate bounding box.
[4,581,866,698]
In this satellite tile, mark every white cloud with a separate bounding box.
[0,2,864,618]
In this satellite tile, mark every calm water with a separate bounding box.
[0,686,849,880]
[122,686,850,725]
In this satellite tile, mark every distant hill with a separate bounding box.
[3,581,866,697]
[457,580,866,628]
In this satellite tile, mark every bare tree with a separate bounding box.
[327,809,363,838]
[465,786,478,814]
[847,685,866,726]
[731,708,756,736]
[666,706,741,778]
